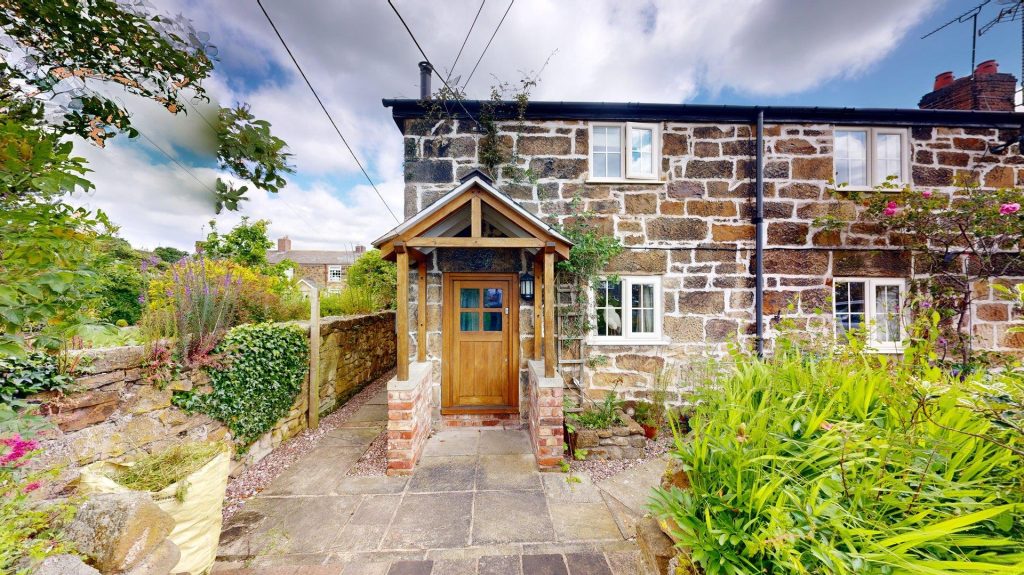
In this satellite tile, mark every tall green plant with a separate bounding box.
[650,331,1024,574]
[346,250,397,310]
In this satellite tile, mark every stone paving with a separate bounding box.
[213,391,649,575]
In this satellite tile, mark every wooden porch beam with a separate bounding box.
[544,249,556,378]
[406,237,545,249]
[417,260,427,363]
[471,195,482,238]
[533,259,542,360]
[396,248,409,381]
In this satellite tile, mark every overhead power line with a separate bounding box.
[386,0,484,130]
[256,0,400,223]
[463,0,514,90]
[446,0,486,84]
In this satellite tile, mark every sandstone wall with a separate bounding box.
[35,312,396,484]
[400,118,1024,401]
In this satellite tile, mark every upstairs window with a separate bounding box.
[328,266,344,282]
[833,278,905,352]
[592,276,663,343]
[590,123,659,181]
[833,128,908,189]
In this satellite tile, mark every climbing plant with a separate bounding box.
[555,198,623,339]
[824,177,1024,369]
[172,323,308,451]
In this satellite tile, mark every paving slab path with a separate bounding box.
[212,391,651,575]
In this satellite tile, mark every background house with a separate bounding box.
[267,236,365,295]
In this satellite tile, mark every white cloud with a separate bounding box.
[67,0,937,251]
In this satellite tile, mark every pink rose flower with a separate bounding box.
[23,481,41,493]
[886,201,898,209]
[999,203,1020,215]
[922,190,933,198]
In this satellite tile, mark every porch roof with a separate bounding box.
[371,171,573,261]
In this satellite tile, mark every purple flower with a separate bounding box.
[920,301,931,309]
[999,203,1020,215]
[137,293,146,304]
[938,337,948,346]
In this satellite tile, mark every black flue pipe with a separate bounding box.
[754,110,765,358]
[418,61,432,101]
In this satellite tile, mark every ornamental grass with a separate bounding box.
[650,320,1024,574]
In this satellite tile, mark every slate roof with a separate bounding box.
[267,250,359,266]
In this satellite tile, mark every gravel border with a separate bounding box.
[221,367,395,521]
[346,430,388,476]
[569,426,676,484]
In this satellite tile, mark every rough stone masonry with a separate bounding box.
[395,112,1024,406]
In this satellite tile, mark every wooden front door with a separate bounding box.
[443,273,519,412]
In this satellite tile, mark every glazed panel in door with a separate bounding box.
[449,278,512,408]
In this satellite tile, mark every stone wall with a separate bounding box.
[401,117,1024,401]
[35,312,396,485]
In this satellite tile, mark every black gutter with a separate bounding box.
[383,98,1024,130]
[754,110,765,359]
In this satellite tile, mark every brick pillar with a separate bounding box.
[386,362,432,475]
[528,360,564,470]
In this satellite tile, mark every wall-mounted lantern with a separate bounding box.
[520,272,535,302]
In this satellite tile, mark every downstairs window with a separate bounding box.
[592,276,663,343]
[833,278,905,352]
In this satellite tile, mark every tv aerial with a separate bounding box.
[921,1,991,74]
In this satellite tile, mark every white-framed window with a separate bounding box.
[833,127,909,189]
[833,278,906,352]
[327,288,342,295]
[589,122,660,181]
[327,266,344,282]
[591,276,664,344]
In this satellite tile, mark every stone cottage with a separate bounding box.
[267,236,366,294]
[373,61,1024,472]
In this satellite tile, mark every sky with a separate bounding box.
[66,0,1024,252]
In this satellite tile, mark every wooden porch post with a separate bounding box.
[533,259,542,360]
[396,245,409,381]
[308,286,320,429]
[417,260,427,363]
[543,249,555,378]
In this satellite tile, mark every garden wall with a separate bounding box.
[33,312,396,486]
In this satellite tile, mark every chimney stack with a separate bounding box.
[919,60,1016,112]
[419,61,432,100]
[355,245,366,254]
[278,236,292,252]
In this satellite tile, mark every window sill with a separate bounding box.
[834,185,902,193]
[587,337,671,347]
[585,178,664,185]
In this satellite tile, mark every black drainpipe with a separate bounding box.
[754,110,765,358]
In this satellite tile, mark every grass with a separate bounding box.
[108,441,224,498]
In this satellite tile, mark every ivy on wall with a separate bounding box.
[172,323,308,451]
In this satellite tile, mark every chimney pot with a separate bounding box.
[418,61,432,100]
[975,59,998,76]
[278,236,292,252]
[934,71,955,91]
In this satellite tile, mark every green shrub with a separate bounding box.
[346,250,396,309]
[568,391,622,429]
[650,335,1024,574]
[0,352,72,404]
[172,323,307,451]
[320,285,377,317]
